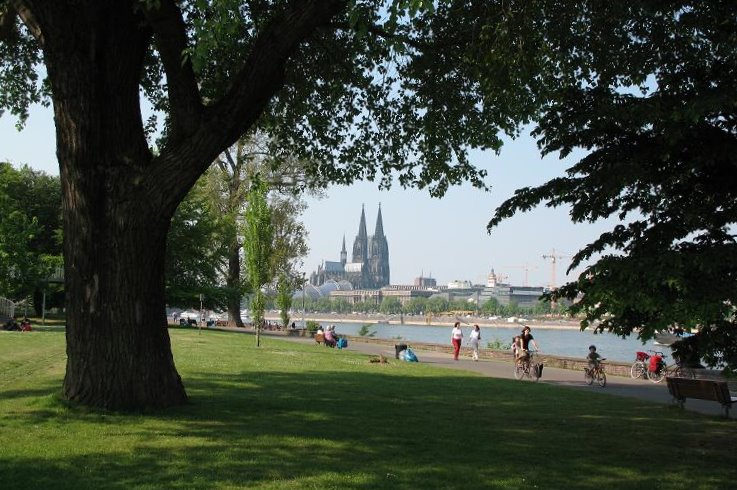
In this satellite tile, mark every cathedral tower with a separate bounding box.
[352,204,368,264]
[368,204,390,287]
[340,235,347,266]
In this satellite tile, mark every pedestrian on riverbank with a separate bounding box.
[469,324,481,361]
[451,322,463,360]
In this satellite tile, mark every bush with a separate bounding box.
[487,337,511,350]
[306,320,321,333]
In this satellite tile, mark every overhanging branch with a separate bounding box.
[142,0,202,141]
[203,0,348,145]
[2,1,44,45]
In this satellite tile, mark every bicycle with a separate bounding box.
[584,358,607,387]
[630,351,650,379]
[514,350,542,382]
[646,351,695,383]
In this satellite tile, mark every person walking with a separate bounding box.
[451,321,463,360]
[469,324,482,361]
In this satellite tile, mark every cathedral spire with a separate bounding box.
[352,204,369,263]
[357,204,367,239]
[340,234,347,265]
[374,203,385,237]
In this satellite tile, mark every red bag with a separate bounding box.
[636,351,650,361]
[648,355,662,372]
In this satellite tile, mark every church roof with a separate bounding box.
[324,261,345,272]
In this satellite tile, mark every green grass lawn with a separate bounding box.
[1,329,735,490]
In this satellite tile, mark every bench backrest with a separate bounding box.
[666,377,731,404]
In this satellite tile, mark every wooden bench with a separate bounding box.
[314,333,324,345]
[666,377,736,418]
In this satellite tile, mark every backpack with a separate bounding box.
[649,355,662,373]
[403,348,418,362]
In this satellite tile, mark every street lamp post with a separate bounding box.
[302,274,306,329]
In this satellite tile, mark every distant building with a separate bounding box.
[448,279,473,289]
[480,268,545,307]
[310,205,390,289]
[414,275,437,288]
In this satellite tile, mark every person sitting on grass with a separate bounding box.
[3,319,21,331]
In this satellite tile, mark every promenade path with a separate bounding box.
[258,329,733,420]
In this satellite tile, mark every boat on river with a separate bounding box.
[653,331,693,347]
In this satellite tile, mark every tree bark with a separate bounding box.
[38,3,188,409]
[24,0,347,410]
[227,243,245,328]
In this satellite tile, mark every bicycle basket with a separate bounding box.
[636,351,650,361]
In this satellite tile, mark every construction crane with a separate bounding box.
[503,264,538,287]
[541,249,570,289]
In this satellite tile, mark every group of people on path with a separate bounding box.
[451,323,605,374]
[451,323,542,363]
[450,322,484,361]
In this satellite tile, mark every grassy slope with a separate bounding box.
[0,329,735,490]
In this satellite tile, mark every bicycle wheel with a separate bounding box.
[597,371,607,388]
[648,368,666,383]
[584,368,593,385]
[514,363,524,380]
[630,361,646,379]
[532,363,541,382]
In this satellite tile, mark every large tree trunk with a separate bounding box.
[40,4,188,409]
[26,0,346,410]
[227,243,245,328]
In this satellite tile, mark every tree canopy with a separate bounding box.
[3,0,733,408]
[1,0,550,409]
[0,163,62,306]
[488,1,737,370]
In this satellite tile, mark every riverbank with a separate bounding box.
[266,312,585,330]
[257,315,648,362]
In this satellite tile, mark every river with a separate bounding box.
[319,321,665,363]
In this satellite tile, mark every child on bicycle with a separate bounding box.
[512,335,521,360]
[587,345,602,372]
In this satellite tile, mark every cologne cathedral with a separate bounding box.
[309,205,390,289]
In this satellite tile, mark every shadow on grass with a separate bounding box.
[0,380,61,402]
[2,368,736,490]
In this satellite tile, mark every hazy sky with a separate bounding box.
[2,105,616,288]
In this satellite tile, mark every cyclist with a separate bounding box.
[517,326,540,367]
[586,345,602,373]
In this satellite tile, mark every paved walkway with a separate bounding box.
[269,331,732,419]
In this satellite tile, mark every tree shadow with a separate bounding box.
[2,368,736,489]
